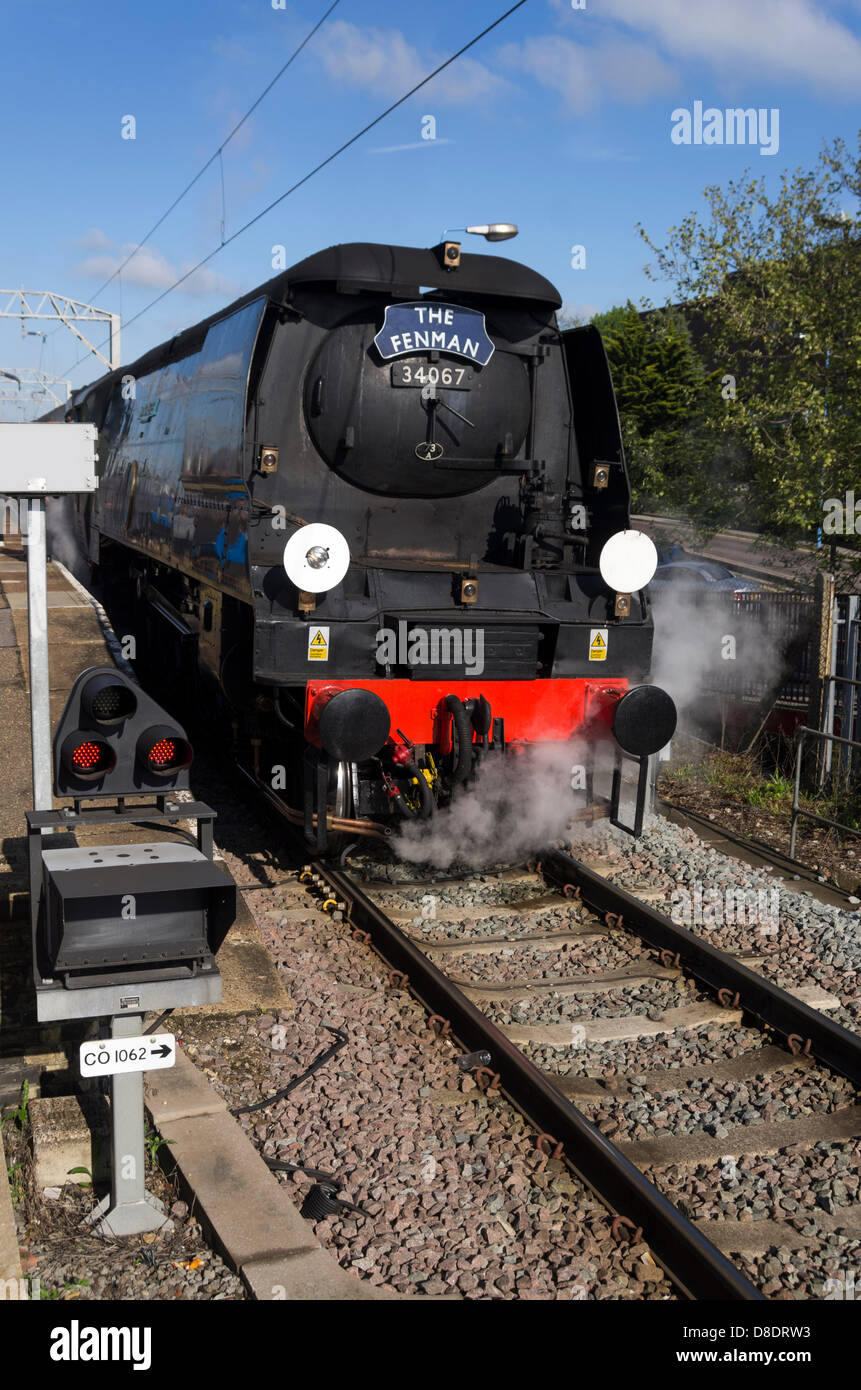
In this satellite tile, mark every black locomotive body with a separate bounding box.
[52,241,675,846]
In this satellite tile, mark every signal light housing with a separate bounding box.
[81,673,137,727]
[137,727,193,778]
[53,666,193,797]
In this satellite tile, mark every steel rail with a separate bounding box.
[542,849,861,1089]
[234,764,860,1296]
[656,797,854,909]
[304,857,762,1301]
[238,765,763,1296]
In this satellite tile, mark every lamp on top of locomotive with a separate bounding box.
[599,530,659,619]
[440,224,519,242]
[438,224,518,267]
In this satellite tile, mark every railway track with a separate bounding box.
[239,766,860,1301]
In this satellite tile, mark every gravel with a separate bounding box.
[142,757,860,1300]
[584,817,861,1029]
[484,975,701,1029]
[446,932,644,984]
[651,1140,860,1223]
[579,1067,855,1143]
[199,865,675,1300]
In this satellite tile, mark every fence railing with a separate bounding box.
[790,722,861,858]
[696,588,860,723]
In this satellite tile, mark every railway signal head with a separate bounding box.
[54,667,193,797]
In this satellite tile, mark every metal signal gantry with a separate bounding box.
[0,368,72,412]
[0,289,121,370]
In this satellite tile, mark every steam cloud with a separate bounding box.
[648,585,786,728]
[46,496,89,583]
[396,741,595,870]
[396,585,790,869]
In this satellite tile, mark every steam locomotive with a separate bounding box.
[50,239,676,848]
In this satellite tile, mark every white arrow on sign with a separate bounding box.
[79,1033,176,1079]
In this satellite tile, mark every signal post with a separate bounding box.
[1,419,235,1237]
[28,667,235,1235]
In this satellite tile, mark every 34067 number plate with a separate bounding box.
[391,362,473,389]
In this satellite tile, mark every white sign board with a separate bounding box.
[79,1032,176,1078]
[0,422,98,494]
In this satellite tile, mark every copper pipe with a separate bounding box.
[242,768,390,841]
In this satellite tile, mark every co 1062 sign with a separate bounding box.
[79,1033,176,1078]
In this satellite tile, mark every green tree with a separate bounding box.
[588,302,731,519]
[637,133,861,561]
[593,302,701,438]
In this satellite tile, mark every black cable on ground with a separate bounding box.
[144,1008,175,1035]
[229,1024,347,1116]
[231,1024,367,1218]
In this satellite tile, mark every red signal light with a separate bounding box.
[136,727,192,778]
[72,741,103,769]
[149,738,177,767]
[60,732,116,782]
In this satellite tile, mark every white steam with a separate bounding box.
[396,741,594,870]
[46,496,90,583]
[648,586,786,723]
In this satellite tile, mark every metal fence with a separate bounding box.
[696,590,861,728]
[830,597,861,758]
[790,715,861,857]
[698,589,815,707]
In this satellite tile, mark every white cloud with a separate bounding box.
[559,301,598,325]
[367,138,453,153]
[499,34,675,112]
[75,241,235,297]
[499,36,598,112]
[553,0,861,97]
[76,227,114,251]
[311,20,510,105]
[210,35,258,66]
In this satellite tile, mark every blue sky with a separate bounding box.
[1,0,860,400]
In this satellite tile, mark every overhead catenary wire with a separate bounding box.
[26,0,343,373]
[85,0,344,307]
[59,0,530,380]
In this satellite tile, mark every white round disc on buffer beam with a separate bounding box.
[598,530,658,593]
[283,523,351,593]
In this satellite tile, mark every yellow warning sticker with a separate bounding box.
[588,628,608,661]
[308,626,329,661]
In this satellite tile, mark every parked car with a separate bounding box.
[648,556,760,596]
